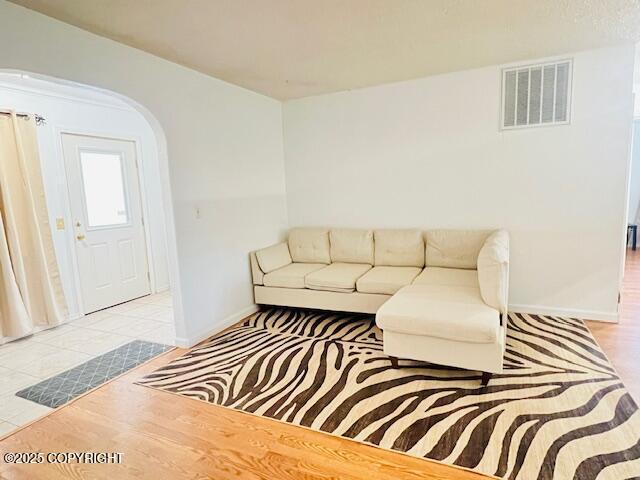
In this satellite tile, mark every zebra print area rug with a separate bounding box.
[137,308,640,479]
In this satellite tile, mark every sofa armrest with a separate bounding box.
[477,230,509,316]
[250,251,264,285]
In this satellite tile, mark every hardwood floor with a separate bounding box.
[1,251,639,480]
[0,348,487,480]
[587,248,640,403]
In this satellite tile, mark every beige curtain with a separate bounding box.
[0,111,67,341]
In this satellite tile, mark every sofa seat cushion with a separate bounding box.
[376,285,500,344]
[356,266,422,295]
[263,263,326,289]
[305,263,372,293]
[412,267,478,288]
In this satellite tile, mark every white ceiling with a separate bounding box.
[9,0,640,100]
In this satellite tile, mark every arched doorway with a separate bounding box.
[0,70,180,346]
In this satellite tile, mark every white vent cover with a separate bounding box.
[501,60,572,130]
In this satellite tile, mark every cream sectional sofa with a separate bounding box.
[251,227,509,377]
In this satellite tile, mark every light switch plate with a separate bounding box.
[55,218,65,230]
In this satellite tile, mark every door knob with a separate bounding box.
[76,234,85,241]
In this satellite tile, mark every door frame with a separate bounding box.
[55,126,159,315]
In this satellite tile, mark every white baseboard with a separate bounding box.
[174,304,259,348]
[508,304,619,323]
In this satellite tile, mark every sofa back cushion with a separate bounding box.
[330,229,374,264]
[255,243,292,273]
[288,227,331,264]
[425,229,492,269]
[374,229,425,267]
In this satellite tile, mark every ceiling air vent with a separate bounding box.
[501,59,572,130]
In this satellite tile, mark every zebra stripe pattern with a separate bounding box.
[138,308,640,479]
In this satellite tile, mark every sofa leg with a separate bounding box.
[481,371,492,386]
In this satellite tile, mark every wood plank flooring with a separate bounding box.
[2,250,640,479]
[0,347,488,480]
[586,248,640,402]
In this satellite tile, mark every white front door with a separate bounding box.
[62,134,150,314]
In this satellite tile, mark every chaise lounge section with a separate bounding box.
[251,227,509,374]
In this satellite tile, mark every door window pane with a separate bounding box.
[80,151,128,227]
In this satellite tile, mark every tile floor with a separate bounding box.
[0,291,174,437]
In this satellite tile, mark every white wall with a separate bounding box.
[283,45,635,321]
[0,76,171,319]
[0,1,634,333]
[0,1,288,345]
